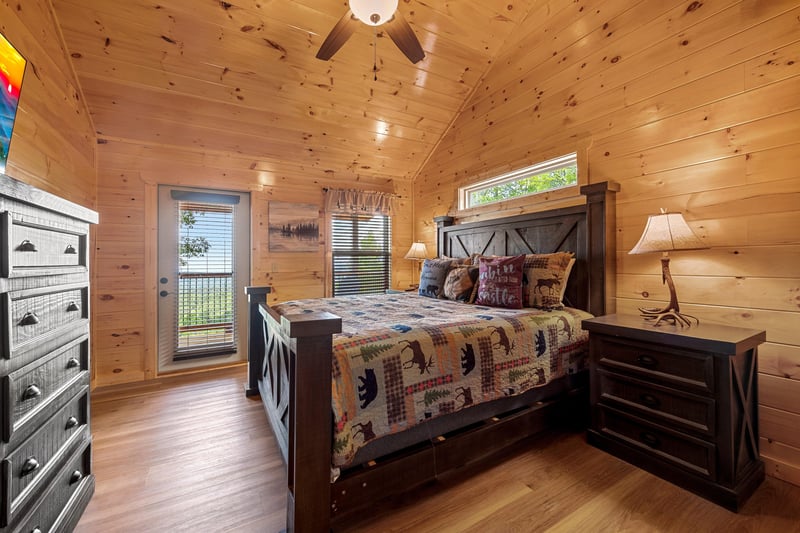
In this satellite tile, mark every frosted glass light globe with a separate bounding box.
[349,0,398,26]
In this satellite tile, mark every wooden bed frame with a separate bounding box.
[244,182,618,531]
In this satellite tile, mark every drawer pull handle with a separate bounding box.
[21,457,40,476]
[66,416,79,429]
[19,311,40,326]
[64,244,77,254]
[636,354,657,368]
[67,301,80,312]
[66,357,81,369]
[22,384,42,400]
[640,394,660,408]
[70,470,83,484]
[640,432,661,448]
[32,528,43,533]
[18,239,38,252]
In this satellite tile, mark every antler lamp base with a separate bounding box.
[639,256,699,327]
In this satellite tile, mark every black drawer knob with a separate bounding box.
[22,384,42,401]
[64,244,77,254]
[70,470,83,484]
[66,301,80,312]
[636,354,658,368]
[66,357,81,369]
[640,394,660,409]
[66,416,79,429]
[640,431,661,448]
[18,239,38,252]
[19,311,40,326]
[21,457,40,476]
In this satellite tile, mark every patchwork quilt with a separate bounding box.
[273,293,592,467]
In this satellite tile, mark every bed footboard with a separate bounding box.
[244,286,342,532]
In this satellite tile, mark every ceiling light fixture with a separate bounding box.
[349,0,398,26]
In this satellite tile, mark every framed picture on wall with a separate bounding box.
[268,201,320,252]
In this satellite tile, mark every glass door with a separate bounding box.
[157,186,250,373]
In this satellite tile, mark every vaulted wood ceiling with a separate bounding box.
[51,0,537,184]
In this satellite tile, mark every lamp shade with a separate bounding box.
[629,210,707,255]
[404,242,428,261]
[349,0,398,26]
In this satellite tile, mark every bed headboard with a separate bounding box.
[435,181,618,317]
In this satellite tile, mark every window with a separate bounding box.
[459,152,578,210]
[332,213,392,296]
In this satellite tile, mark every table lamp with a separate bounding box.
[629,209,708,327]
[404,242,428,289]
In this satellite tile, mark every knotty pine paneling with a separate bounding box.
[1,0,96,206]
[91,139,413,386]
[413,0,800,485]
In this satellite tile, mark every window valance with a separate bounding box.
[324,188,395,216]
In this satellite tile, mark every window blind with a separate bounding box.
[174,201,237,360]
[332,213,391,296]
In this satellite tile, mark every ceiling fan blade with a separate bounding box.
[316,10,359,60]
[383,12,425,64]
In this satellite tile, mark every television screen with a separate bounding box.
[0,31,26,174]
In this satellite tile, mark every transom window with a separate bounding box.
[459,152,578,210]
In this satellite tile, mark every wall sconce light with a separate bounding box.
[629,209,708,327]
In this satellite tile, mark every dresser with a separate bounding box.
[582,314,766,511]
[1,174,97,532]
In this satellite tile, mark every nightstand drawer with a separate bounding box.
[597,405,716,480]
[594,337,714,393]
[597,369,715,436]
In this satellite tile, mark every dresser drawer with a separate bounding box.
[4,338,88,442]
[597,369,715,437]
[594,336,714,393]
[10,440,93,533]
[1,210,88,279]
[2,391,89,527]
[1,284,88,361]
[597,405,716,480]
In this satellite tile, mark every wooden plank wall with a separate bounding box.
[413,0,800,486]
[0,0,96,207]
[92,139,413,386]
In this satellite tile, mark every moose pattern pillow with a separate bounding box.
[522,252,575,309]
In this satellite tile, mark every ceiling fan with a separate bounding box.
[316,0,425,64]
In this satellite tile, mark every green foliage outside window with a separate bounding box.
[179,210,211,267]
[468,165,577,207]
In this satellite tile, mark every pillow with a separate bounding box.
[474,255,525,309]
[418,258,453,298]
[522,252,575,309]
[443,265,479,302]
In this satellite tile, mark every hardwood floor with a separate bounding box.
[77,368,800,532]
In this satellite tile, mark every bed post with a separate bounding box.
[580,182,619,316]
[282,312,342,533]
[435,215,455,257]
[244,286,271,396]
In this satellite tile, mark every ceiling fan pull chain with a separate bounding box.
[373,28,378,81]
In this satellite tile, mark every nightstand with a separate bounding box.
[582,314,766,511]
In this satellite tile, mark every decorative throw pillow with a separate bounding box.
[443,265,479,302]
[418,258,453,298]
[522,252,575,309]
[474,255,525,309]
